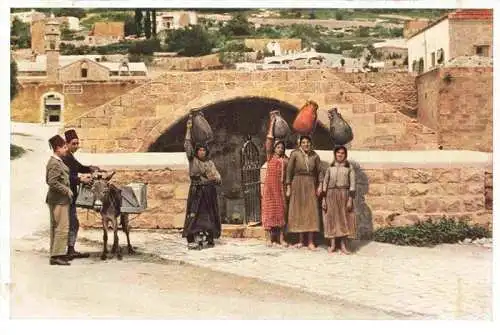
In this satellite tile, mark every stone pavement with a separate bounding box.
[77,228,492,320]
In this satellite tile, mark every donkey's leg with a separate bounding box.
[121,214,135,255]
[101,217,108,260]
[111,216,122,260]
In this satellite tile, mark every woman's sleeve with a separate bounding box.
[349,163,356,198]
[322,167,330,194]
[285,151,296,185]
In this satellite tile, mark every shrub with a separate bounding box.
[10,144,26,160]
[372,217,491,247]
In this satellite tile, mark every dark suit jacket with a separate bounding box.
[62,153,92,202]
[45,156,71,205]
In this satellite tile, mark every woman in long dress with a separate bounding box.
[182,116,222,250]
[321,145,356,254]
[285,135,322,250]
[262,112,288,247]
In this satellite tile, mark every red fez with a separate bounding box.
[48,135,66,150]
[64,129,79,142]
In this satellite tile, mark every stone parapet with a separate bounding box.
[78,150,493,237]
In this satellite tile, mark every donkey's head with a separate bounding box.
[91,171,116,210]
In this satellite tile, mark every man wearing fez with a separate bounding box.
[62,129,99,259]
[46,135,72,265]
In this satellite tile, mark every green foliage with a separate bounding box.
[135,9,143,36]
[10,144,26,160]
[144,10,152,39]
[335,11,344,20]
[165,25,215,56]
[315,40,336,54]
[254,26,283,39]
[128,39,162,55]
[220,13,254,36]
[10,60,18,101]
[357,26,370,38]
[372,217,491,247]
[124,15,136,36]
[10,17,31,49]
[60,22,75,41]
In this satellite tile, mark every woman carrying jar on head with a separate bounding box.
[182,115,222,250]
[285,135,322,250]
[261,110,289,247]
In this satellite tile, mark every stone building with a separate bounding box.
[12,17,147,125]
[407,9,493,74]
[86,22,125,46]
[156,11,198,32]
[403,18,430,38]
[11,9,46,24]
[244,39,302,56]
[373,39,408,60]
[30,14,81,55]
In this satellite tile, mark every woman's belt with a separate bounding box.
[327,186,350,189]
[293,172,315,176]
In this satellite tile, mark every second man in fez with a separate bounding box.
[62,129,99,259]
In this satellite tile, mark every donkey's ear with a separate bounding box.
[105,171,116,181]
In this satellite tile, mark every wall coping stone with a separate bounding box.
[76,150,492,170]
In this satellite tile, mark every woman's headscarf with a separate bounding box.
[194,143,210,160]
[332,145,349,167]
[273,139,286,157]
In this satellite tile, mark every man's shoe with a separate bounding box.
[67,247,90,259]
[50,257,71,266]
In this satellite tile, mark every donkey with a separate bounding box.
[90,171,135,260]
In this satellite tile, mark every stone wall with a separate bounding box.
[150,54,223,71]
[415,69,440,129]
[10,81,142,123]
[78,151,492,238]
[416,66,492,152]
[64,69,438,153]
[336,72,418,117]
[59,59,111,82]
[449,19,493,59]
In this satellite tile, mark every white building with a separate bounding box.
[407,9,492,74]
[11,9,45,24]
[156,11,198,32]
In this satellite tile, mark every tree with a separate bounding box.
[221,13,253,36]
[124,15,137,36]
[54,8,86,19]
[358,26,370,38]
[165,25,215,56]
[134,9,143,37]
[335,11,344,20]
[60,22,74,41]
[152,9,157,39]
[144,9,152,39]
[10,59,18,101]
[10,17,31,49]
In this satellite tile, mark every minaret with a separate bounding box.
[44,14,60,82]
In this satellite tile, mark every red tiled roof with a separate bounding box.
[448,9,493,20]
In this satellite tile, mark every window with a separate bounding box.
[475,45,490,57]
[431,52,436,67]
[80,62,88,78]
[418,58,424,74]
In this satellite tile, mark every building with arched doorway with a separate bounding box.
[40,91,64,124]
